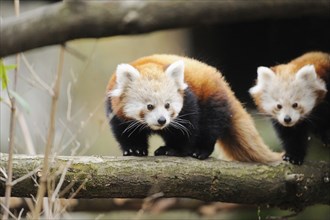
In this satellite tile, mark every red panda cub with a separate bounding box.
[250,52,330,165]
[106,54,281,162]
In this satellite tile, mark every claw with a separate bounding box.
[282,154,303,165]
[123,148,148,156]
[154,146,182,156]
[191,151,210,160]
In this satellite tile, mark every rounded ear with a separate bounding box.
[110,64,140,97]
[295,65,317,81]
[249,66,275,94]
[295,64,327,99]
[116,64,140,85]
[165,60,188,90]
[257,66,276,83]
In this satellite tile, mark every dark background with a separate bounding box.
[191,17,330,106]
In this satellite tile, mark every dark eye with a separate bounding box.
[292,103,298,108]
[277,104,282,110]
[147,104,154,111]
[164,103,170,109]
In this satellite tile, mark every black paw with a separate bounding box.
[321,130,330,147]
[123,148,148,156]
[282,154,303,165]
[154,146,181,156]
[191,150,210,160]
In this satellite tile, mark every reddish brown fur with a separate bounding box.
[271,52,330,81]
[107,54,282,163]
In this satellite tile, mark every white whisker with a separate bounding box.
[128,122,147,137]
[178,112,198,117]
[174,118,195,129]
[122,121,140,135]
[170,120,192,137]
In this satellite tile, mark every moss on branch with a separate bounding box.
[0,153,329,211]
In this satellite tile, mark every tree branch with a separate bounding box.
[1,0,330,57]
[0,153,329,211]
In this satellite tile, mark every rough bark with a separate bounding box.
[0,153,329,211]
[1,0,330,57]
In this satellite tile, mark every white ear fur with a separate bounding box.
[295,65,317,81]
[110,64,140,97]
[116,63,140,85]
[295,64,327,94]
[249,66,275,94]
[257,66,276,83]
[165,60,188,90]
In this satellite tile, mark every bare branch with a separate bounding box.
[1,0,330,57]
[33,46,65,218]
[21,54,54,96]
[2,1,21,217]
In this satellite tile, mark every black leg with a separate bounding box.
[310,101,330,147]
[155,88,199,157]
[321,129,330,147]
[155,122,197,157]
[191,97,232,160]
[192,138,216,160]
[110,116,150,156]
[273,121,308,165]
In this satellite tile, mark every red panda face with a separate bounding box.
[250,65,327,127]
[109,60,187,131]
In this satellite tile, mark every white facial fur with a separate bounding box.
[249,65,327,127]
[110,60,186,130]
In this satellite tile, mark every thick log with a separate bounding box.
[0,153,329,211]
[1,0,330,57]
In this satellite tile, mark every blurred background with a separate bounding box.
[1,0,329,219]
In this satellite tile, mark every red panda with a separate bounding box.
[249,52,330,165]
[105,54,282,163]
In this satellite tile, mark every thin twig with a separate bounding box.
[16,108,35,155]
[2,1,20,218]
[17,208,24,220]
[1,99,35,154]
[2,58,17,220]
[59,99,103,154]
[59,177,89,215]
[0,203,17,220]
[21,53,54,96]
[51,161,72,202]
[24,198,35,217]
[0,167,7,179]
[66,82,72,121]
[32,46,65,219]
[11,166,41,186]
[68,177,89,200]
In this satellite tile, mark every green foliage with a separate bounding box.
[0,59,30,112]
[0,59,16,90]
[0,59,30,111]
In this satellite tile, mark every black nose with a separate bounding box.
[284,115,292,124]
[157,117,166,125]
